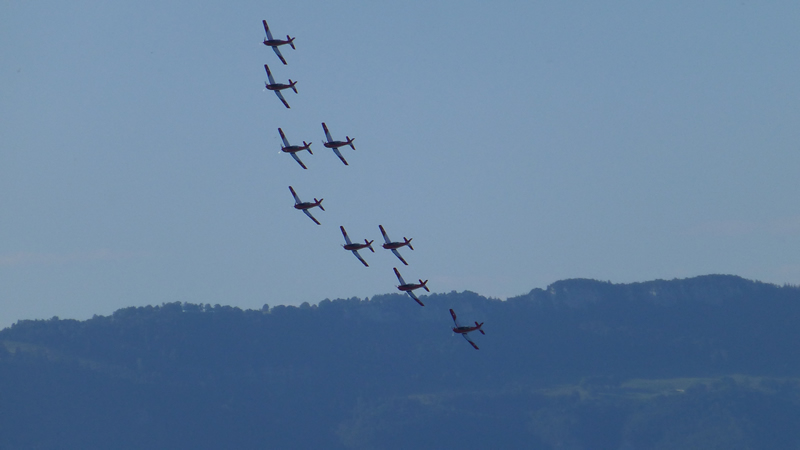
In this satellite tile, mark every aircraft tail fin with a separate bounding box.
[316,199,324,211]
[477,322,485,335]
[347,137,356,150]
[304,142,312,154]
[366,240,375,252]
[405,238,413,250]
[290,80,297,93]
[421,280,430,292]
[288,36,295,50]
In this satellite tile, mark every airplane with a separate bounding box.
[289,186,324,225]
[262,19,295,65]
[321,122,356,165]
[340,226,374,267]
[379,225,413,265]
[278,128,312,169]
[449,308,485,350]
[264,64,297,109]
[393,267,428,306]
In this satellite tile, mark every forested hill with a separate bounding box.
[2,275,800,449]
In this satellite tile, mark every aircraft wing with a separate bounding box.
[391,249,408,266]
[462,333,479,350]
[264,64,276,84]
[272,46,287,65]
[262,20,274,40]
[275,90,290,109]
[278,128,291,147]
[303,209,320,225]
[332,147,348,165]
[340,226,353,245]
[393,267,406,285]
[290,152,307,169]
[406,290,424,306]
[322,122,333,143]
[379,225,392,244]
[450,309,462,327]
[351,249,369,267]
[289,186,302,203]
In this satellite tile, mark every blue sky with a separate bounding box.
[2,0,799,327]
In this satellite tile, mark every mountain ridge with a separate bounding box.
[2,274,799,449]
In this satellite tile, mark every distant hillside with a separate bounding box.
[2,275,800,449]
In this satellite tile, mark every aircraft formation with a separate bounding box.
[262,19,485,349]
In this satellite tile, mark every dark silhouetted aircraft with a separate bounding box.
[340,226,374,267]
[321,123,355,165]
[262,19,295,65]
[289,186,324,225]
[278,128,312,169]
[264,64,296,108]
[449,308,485,350]
[379,225,413,265]
[393,267,428,306]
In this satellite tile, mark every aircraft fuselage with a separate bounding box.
[264,39,290,47]
[453,326,480,334]
[267,83,292,91]
[344,243,370,251]
[324,141,349,149]
[294,202,319,211]
[282,145,310,153]
[383,242,408,250]
[399,284,423,292]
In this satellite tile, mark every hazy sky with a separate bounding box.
[2,0,799,327]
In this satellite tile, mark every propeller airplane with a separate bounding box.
[340,226,374,267]
[449,309,485,350]
[264,64,297,109]
[262,19,295,65]
[321,122,356,165]
[289,186,324,225]
[278,128,312,169]
[379,225,413,265]
[393,267,428,306]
